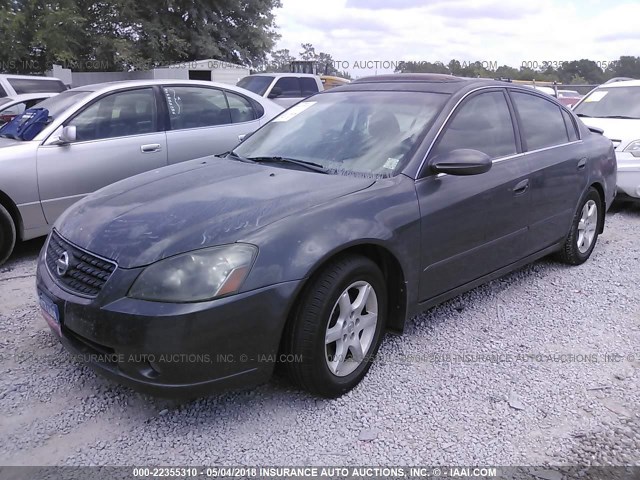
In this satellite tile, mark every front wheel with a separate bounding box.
[281,255,387,398]
[557,187,602,265]
[0,204,16,266]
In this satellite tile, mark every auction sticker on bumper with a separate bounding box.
[38,290,61,337]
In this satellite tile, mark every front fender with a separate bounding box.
[240,174,421,308]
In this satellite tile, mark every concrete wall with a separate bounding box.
[58,63,249,88]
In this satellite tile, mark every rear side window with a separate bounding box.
[0,84,7,97]
[300,77,319,96]
[431,91,517,160]
[163,86,232,130]
[562,109,579,141]
[273,77,301,97]
[511,92,569,150]
[8,78,66,94]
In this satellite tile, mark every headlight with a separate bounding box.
[623,140,640,157]
[128,244,257,302]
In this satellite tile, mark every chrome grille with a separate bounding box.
[46,231,116,297]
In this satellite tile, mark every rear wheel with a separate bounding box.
[0,204,16,266]
[281,255,387,398]
[557,188,602,265]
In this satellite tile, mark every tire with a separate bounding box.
[0,204,16,266]
[557,187,602,265]
[281,254,387,398]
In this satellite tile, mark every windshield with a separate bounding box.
[234,91,449,176]
[36,90,92,119]
[237,76,274,96]
[573,86,640,118]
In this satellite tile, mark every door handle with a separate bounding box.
[513,178,530,195]
[577,157,587,170]
[141,144,161,153]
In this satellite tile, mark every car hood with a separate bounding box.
[56,157,375,268]
[579,117,640,149]
[0,137,24,149]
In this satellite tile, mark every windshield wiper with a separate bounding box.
[600,115,640,120]
[575,113,591,117]
[248,156,329,174]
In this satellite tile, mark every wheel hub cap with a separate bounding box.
[577,199,598,254]
[324,281,378,377]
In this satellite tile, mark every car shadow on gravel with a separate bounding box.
[1,238,45,273]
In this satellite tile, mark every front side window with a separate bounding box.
[573,86,640,119]
[511,91,569,150]
[236,76,273,96]
[273,77,301,97]
[68,88,157,142]
[163,86,232,130]
[431,91,517,160]
[234,91,449,176]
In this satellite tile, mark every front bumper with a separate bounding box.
[616,151,640,199]
[36,249,301,397]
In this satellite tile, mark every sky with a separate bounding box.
[272,0,640,78]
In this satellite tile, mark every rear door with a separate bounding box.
[37,87,167,223]
[416,89,532,301]
[162,85,262,163]
[508,90,587,249]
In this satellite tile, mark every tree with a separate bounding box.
[0,0,282,73]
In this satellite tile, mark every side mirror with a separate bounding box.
[268,86,283,99]
[52,125,77,145]
[431,149,492,176]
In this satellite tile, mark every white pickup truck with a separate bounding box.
[237,73,324,108]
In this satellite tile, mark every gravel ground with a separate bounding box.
[0,203,639,467]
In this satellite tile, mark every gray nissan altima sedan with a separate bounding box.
[36,74,616,398]
[0,80,283,265]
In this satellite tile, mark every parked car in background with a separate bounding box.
[0,74,67,97]
[36,74,615,399]
[556,89,583,108]
[0,93,58,126]
[573,79,640,200]
[237,73,324,107]
[320,75,350,90]
[0,79,282,265]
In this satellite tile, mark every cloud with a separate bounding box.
[597,31,640,42]
[272,0,640,78]
[345,0,432,9]
[428,1,541,20]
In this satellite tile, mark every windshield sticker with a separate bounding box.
[584,91,608,102]
[383,157,400,170]
[273,101,316,122]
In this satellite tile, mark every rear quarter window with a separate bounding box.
[562,109,579,142]
[300,77,319,96]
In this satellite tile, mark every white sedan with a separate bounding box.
[0,92,58,126]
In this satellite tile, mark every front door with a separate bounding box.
[37,87,167,223]
[416,89,532,301]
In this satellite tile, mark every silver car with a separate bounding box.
[0,80,283,264]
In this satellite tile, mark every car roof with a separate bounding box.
[67,79,262,95]
[597,79,640,88]
[0,74,63,81]
[343,73,507,94]
[244,73,319,78]
[6,92,58,101]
